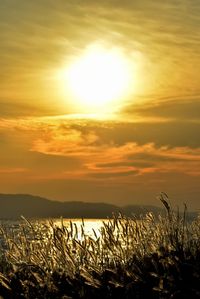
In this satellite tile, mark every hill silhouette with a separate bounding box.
[0,193,195,219]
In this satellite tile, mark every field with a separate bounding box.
[0,194,200,299]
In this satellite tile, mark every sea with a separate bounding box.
[0,218,108,248]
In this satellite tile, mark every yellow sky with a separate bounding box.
[0,0,200,208]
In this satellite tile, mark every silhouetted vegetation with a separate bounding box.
[0,193,200,298]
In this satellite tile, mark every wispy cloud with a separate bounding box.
[0,167,27,174]
[0,0,200,115]
[123,95,200,122]
[0,0,200,206]
[1,116,199,181]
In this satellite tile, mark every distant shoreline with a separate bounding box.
[0,193,197,220]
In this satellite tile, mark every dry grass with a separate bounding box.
[0,193,200,298]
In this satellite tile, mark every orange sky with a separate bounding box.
[0,0,200,209]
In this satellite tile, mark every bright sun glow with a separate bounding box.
[60,45,134,114]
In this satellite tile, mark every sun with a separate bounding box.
[61,44,133,114]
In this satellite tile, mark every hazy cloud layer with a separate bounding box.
[0,0,200,114]
[124,96,200,121]
[0,0,199,207]
[0,116,199,208]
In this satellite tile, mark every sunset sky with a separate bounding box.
[0,0,200,209]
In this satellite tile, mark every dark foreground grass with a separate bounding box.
[0,194,200,298]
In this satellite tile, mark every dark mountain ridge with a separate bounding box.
[0,193,196,219]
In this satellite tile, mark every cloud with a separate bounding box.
[0,114,200,207]
[0,167,27,174]
[96,161,154,169]
[1,116,199,180]
[1,0,200,115]
[89,170,139,179]
[0,101,57,118]
[0,0,199,207]
[124,96,200,122]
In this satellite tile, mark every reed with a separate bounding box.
[0,193,200,298]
